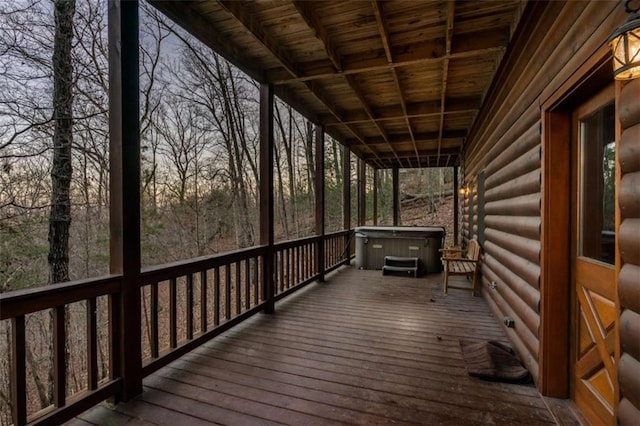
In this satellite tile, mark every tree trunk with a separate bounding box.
[274,140,289,239]
[332,139,341,188]
[49,0,75,285]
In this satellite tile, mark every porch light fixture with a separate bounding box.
[609,0,640,80]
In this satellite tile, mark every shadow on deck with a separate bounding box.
[67,267,579,425]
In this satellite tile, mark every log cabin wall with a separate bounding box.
[618,78,640,424]
[471,183,478,239]
[461,192,468,242]
[462,0,627,390]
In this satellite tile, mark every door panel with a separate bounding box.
[572,85,617,426]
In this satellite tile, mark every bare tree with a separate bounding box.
[48,0,75,284]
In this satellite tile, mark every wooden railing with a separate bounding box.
[0,276,122,426]
[139,245,267,377]
[274,236,318,297]
[0,231,352,426]
[325,230,352,272]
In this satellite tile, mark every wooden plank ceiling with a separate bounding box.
[150,0,525,169]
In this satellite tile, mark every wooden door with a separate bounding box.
[571,85,618,425]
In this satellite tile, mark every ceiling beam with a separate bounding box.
[269,28,509,85]
[148,1,266,83]
[437,1,456,167]
[371,0,419,166]
[292,1,342,72]
[218,1,300,77]
[321,97,481,125]
[362,148,460,162]
[344,74,403,165]
[289,0,401,167]
[345,130,466,147]
[216,0,384,166]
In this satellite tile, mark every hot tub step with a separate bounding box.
[382,256,419,277]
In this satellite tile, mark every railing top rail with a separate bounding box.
[273,235,321,251]
[324,229,352,238]
[139,244,268,285]
[0,275,122,320]
[0,231,355,321]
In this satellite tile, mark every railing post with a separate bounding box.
[373,168,378,226]
[11,316,26,426]
[108,0,142,400]
[342,147,351,261]
[357,158,366,226]
[315,124,325,281]
[392,165,400,226]
[453,166,459,245]
[260,83,275,313]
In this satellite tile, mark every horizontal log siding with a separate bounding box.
[461,191,469,241]
[461,0,625,387]
[481,121,542,380]
[618,78,640,425]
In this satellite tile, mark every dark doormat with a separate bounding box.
[459,340,531,383]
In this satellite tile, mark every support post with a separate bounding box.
[260,83,275,314]
[392,165,400,226]
[108,0,142,401]
[342,147,351,260]
[357,159,366,226]
[453,166,459,245]
[315,125,325,281]
[373,168,378,226]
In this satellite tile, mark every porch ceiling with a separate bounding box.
[149,0,525,169]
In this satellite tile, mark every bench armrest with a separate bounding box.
[441,257,478,263]
[439,248,463,253]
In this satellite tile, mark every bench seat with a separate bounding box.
[440,239,481,296]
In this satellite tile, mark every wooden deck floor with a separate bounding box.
[68,267,579,425]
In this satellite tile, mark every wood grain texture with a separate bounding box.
[145,1,524,168]
[68,267,568,426]
[618,65,640,425]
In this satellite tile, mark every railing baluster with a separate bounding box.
[331,237,335,266]
[214,267,220,326]
[285,249,290,289]
[186,274,194,341]
[54,306,66,407]
[11,315,27,426]
[310,243,313,278]
[305,244,309,278]
[287,248,292,289]
[297,245,301,284]
[200,270,207,332]
[278,251,282,292]
[87,297,98,390]
[151,283,159,358]
[235,262,241,315]
[225,265,231,320]
[253,257,259,305]
[315,242,318,275]
[285,251,289,291]
[290,248,294,288]
[302,244,307,279]
[169,278,177,349]
[109,293,120,382]
[245,259,250,310]
[334,236,337,265]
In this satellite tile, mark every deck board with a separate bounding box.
[68,267,570,425]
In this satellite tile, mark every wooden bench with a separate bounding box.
[440,238,481,296]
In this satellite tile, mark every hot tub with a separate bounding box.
[354,226,446,274]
